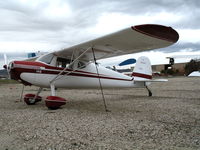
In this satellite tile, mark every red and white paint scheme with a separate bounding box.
[6,24,179,109]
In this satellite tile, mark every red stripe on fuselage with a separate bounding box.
[132,72,152,79]
[13,61,133,82]
[13,61,104,76]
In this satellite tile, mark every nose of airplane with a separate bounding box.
[7,61,32,86]
[8,61,16,80]
[3,62,13,79]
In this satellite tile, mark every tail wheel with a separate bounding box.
[24,94,42,105]
[45,96,66,110]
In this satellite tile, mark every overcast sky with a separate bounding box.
[0,0,200,67]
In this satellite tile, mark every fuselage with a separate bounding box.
[9,60,144,89]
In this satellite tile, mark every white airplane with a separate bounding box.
[5,24,179,110]
[188,71,200,77]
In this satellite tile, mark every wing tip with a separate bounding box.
[132,24,179,43]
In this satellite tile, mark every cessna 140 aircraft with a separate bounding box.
[5,24,179,110]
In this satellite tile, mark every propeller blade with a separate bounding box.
[4,54,7,66]
[3,54,10,79]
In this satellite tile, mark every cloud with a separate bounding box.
[0,0,199,54]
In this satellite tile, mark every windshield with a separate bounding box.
[37,53,54,64]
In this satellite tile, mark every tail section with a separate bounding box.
[132,56,152,81]
[132,56,167,97]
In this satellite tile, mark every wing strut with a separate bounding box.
[50,48,91,96]
[92,48,110,112]
[50,47,92,84]
[49,47,92,95]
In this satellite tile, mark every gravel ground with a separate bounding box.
[0,77,200,150]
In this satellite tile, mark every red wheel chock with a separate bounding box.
[24,94,42,105]
[45,96,66,109]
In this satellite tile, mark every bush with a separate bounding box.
[185,59,200,76]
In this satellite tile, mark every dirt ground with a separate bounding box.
[0,77,200,150]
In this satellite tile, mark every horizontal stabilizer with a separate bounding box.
[134,78,168,82]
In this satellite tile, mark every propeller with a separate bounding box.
[3,54,10,79]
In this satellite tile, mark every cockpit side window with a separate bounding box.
[56,57,71,68]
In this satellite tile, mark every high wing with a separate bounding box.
[53,24,179,61]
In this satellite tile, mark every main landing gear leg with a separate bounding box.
[45,83,66,110]
[35,87,43,99]
[50,83,56,96]
[24,87,43,105]
[20,85,25,102]
[145,85,152,97]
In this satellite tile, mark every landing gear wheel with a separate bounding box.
[24,94,42,105]
[45,96,66,110]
